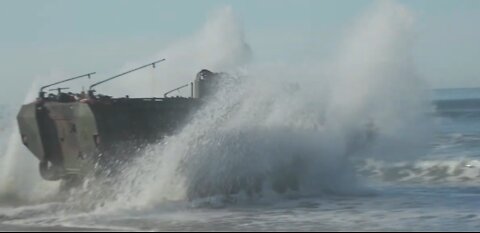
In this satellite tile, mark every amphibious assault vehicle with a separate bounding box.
[17,59,221,185]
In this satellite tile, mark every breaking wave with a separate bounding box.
[361,158,480,184]
[88,1,434,211]
[0,2,447,216]
[3,2,480,231]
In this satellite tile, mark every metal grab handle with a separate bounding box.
[164,84,189,98]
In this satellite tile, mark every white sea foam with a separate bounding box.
[1,2,477,232]
[93,1,432,212]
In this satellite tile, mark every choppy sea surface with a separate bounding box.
[1,88,480,231]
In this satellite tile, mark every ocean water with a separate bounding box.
[1,86,480,232]
[2,2,480,231]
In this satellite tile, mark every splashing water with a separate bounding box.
[1,0,437,211]
[88,1,433,212]
[100,6,252,98]
[0,2,433,212]
[0,82,60,204]
[4,2,479,232]
[326,1,433,162]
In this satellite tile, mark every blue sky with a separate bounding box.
[1,0,479,101]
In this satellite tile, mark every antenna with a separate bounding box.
[39,72,95,98]
[89,59,166,93]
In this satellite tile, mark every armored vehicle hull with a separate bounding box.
[18,97,198,181]
[17,64,220,184]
